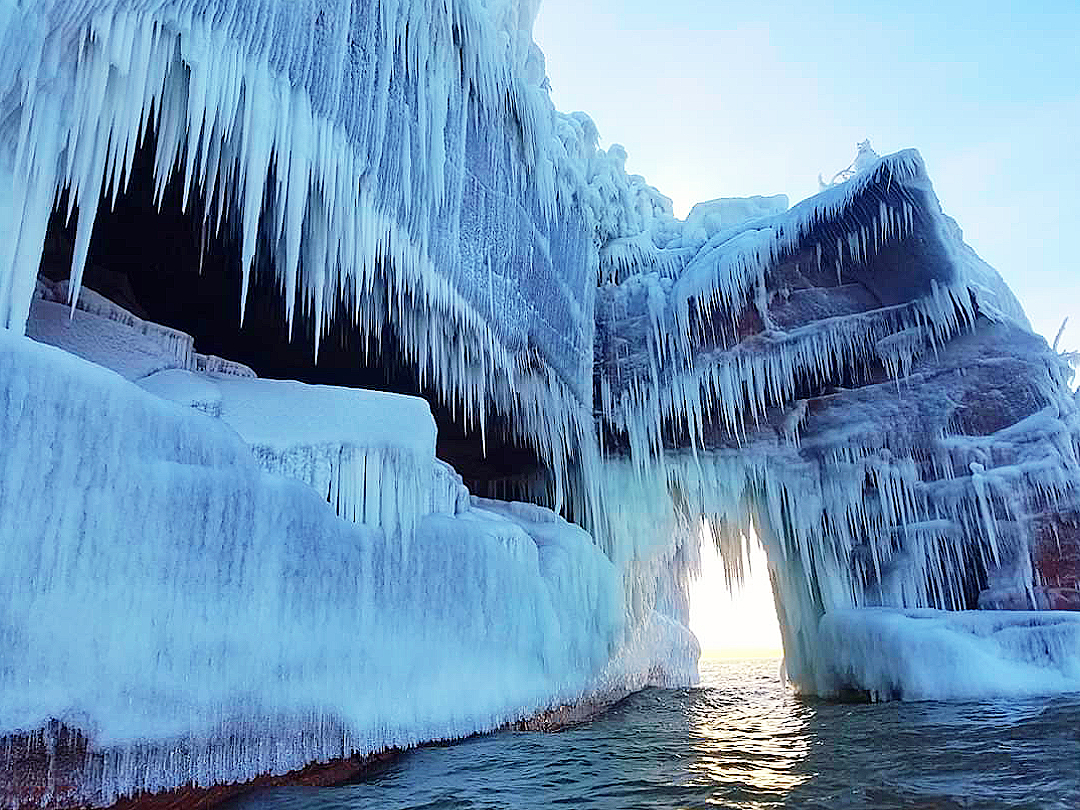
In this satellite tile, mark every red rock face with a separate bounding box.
[977,506,1080,611]
[1,725,103,810]
[0,723,400,810]
[104,753,397,810]
[1031,511,1080,610]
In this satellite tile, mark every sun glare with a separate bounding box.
[689,524,783,660]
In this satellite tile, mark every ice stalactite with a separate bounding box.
[0,0,597,507]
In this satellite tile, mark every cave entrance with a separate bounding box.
[689,519,783,661]
[36,129,550,502]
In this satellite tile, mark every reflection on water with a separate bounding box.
[690,660,810,799]
[229,658,1080,810]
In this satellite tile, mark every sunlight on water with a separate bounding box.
[229,659,1080,810]
[690,660,809,797]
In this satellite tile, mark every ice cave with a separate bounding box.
[1,1,1079,808]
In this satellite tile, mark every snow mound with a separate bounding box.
[817,608,1080,701]
[681,195,790,244]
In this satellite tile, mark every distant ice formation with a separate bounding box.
[818,608,1080,701]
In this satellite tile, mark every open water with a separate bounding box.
[229,658,1080,809]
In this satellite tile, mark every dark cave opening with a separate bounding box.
[37,132,548,500]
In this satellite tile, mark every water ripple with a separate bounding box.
[229,659,1080,810]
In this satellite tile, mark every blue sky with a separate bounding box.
[534,0,1080,347]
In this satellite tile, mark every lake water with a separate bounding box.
[229,658,1080,809]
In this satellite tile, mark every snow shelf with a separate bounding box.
[30,279,468,537]
[141,369,467,537]
[816,608,1080,701]
[27,298,193,381]
[28,279,249,381]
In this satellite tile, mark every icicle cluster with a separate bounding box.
[0,0,599,504]
[586,146,1080,694]
[593,152,960,468]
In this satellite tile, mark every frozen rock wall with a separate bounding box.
[0,0,597,494]
[593,149,1080,696]
[4,272,695,807]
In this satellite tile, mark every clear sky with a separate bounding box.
[533,1,1080,653]
[534,0,1080,347]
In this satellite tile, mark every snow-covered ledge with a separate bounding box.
[815,609,1080,701]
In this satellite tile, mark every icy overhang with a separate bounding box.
[595,150,1031,459]
[0,0,606,505]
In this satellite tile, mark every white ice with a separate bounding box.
[0,327,694,807]
[816,608,1080,701]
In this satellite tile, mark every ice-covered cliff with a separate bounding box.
[591,148,1080,696]
[1,0,1079,807]
[4,281,696,809]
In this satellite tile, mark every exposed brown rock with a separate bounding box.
[3,692,630,810]
[0,722,400,810]
[510,691,631,732]
[104,750,400,810]
[1031,510,1080,610]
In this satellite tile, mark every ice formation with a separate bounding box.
[1,0,1080,806]
[817,608,1080,701]
[0,322,689,807]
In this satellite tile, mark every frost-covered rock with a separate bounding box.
[594,148,1080,696]
[0,329,688,809]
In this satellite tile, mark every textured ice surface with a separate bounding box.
[681,195,790,245]
[0,0,598,497]
[137,368,224,415]
[817,608,1080,701]
[27,285,195,380]
[140,369,460,536]
[29,278,244,382]
[27,298,188,380]
[0,330,690,808]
